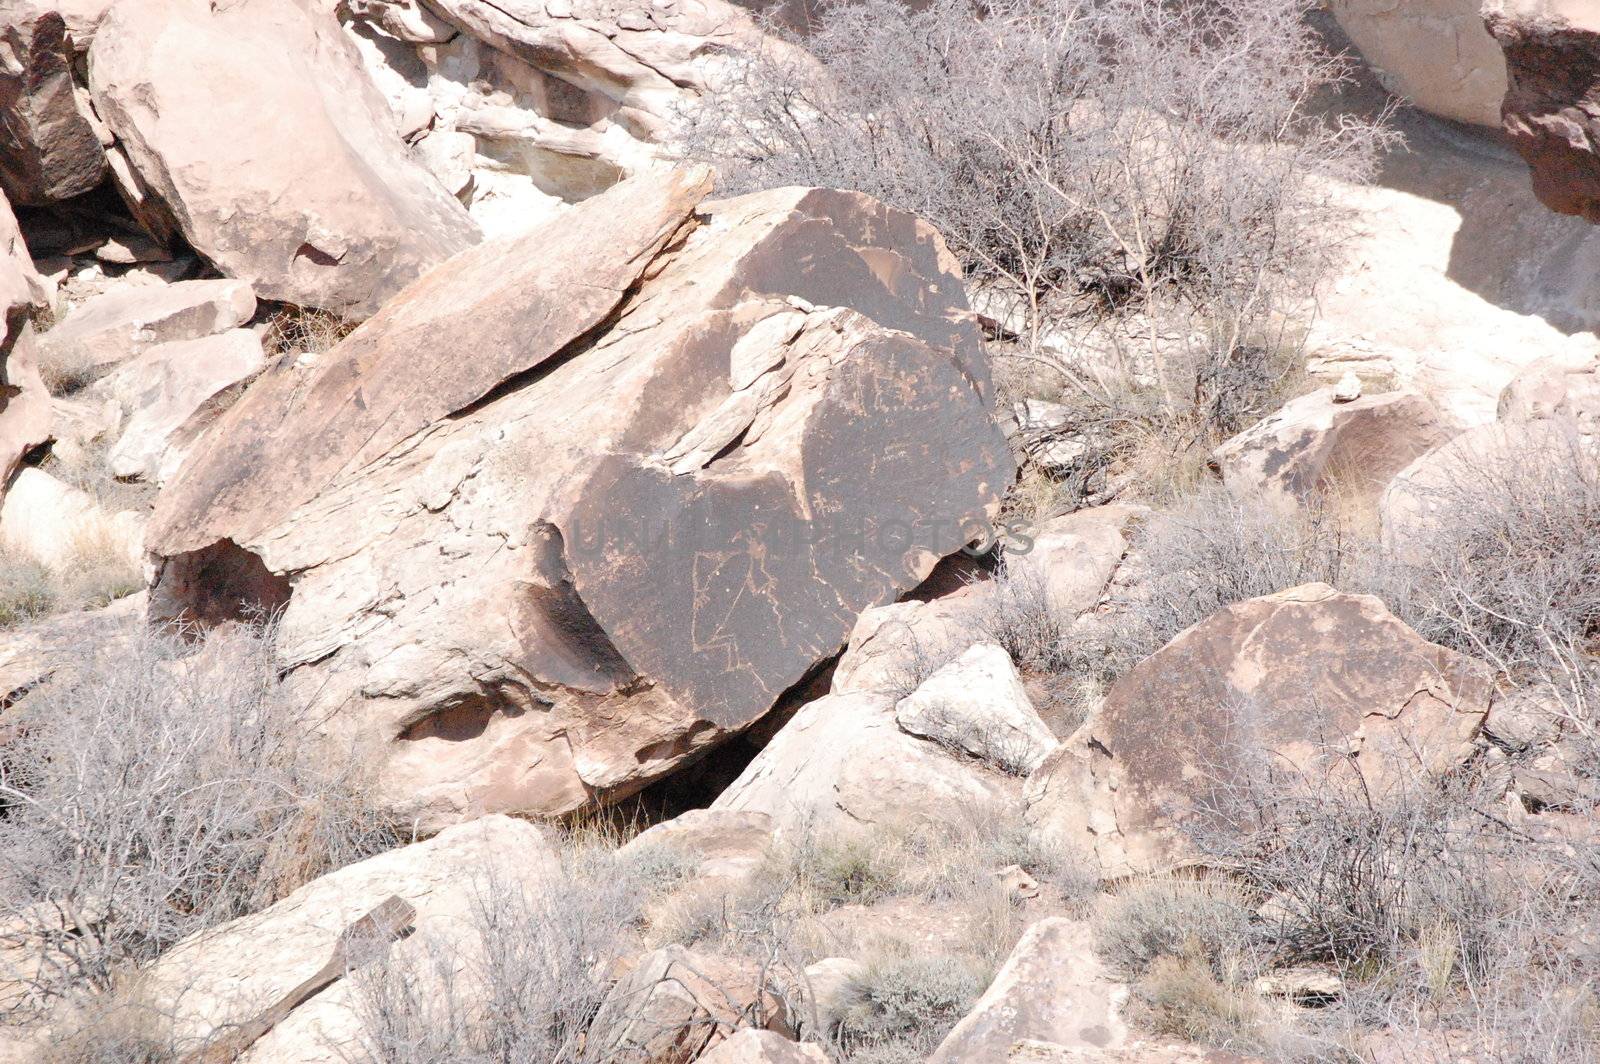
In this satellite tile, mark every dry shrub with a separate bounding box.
[352,839,651,1064]
[0,547,58,627]
[683,0,1393,508]
[260,305,355,357]
[1092,876,1261,981]
[35,343,103,397]
[0,622,395,1010]
[1391,421,1600,679]
[828,948,987,1063]
[1129,954,1275,1052]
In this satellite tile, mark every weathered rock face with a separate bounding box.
[87,0,481,317]
[1486,1,1600,222]
[95,328,267,482]
[1212,388,1452,516]
[0,188,49,495]
[1497,350,1600,427]
[1027,584,1493,878]
[929,918,1129,1063]
[140,816,557,1063]
[895,642,1059,775]
[712,690,1021,839]
[338,0,803,234]
[35,277,255,376]
[697,1030,830,1064]
[0,11,108,205]
[1330,0,1507,127]
[144,169,1010,828]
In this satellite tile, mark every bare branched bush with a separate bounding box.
[1112,484,1359,666]
[259,305,355,357]
[0,623,395,1011]
[683,0,1393,505]
[830,949,987,1063]
[352,840,650,1064]
[1391,421,1600,679]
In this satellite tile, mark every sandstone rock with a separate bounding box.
[342,0,808,230]
[1379,417,1577,563]
[0,590,142,708]
[1497,350,1600,429]
[88,0,481,317]
[143,170,1008,828]
[895,642,1059,775]
[0,11,108,205]
[1026,584,1493,877]
[95,329,266,482]
[0,466,142,571]
[799,957,866,1040]
[1330,0,1506,127]
[1007,504,1146,619]
[35,278,255,377]
[1211,388,1452,515]
[586,945,791,1062]
[696,1029,830,1064]
[713,690,1021,839]
[0,189,50,494]
[929,918,1129,1063]
[622,808,774,884]
[1486,1,1600,222]
[829,585,994,696]
[3,0,115,51]
[141,815,558,1062]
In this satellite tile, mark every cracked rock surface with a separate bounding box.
[145,167,1012,829]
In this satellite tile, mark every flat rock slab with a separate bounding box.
[36,277,255,374]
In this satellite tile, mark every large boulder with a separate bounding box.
[0,188,49,495]
[139,815,558,1063]
[0,465,142,571]
[1027,584,1493,878]
[87,0,481,317]
[1212,388,1452,516]
[0,11,108,205]
[142,169,1010,828]
[712,690,1021,839]
[1329,0,1507,127]
[1485,1,1600,223]
[929,918,1129,1063]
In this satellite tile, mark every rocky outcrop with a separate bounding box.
[141,816,557,1063]
[35,277,255,378]
[87,0,481,317]
[895,642,1059,776]
[143,169,1009,828]
[1027,584,1493,878]
[930,918,1129,1063]
[1330,0,1507,127]
[1485,1,1600,222]
[697,1030,829,1064]
[712,690,1021,839]
[586,945,793,1061]
[94,328,267,482]
[338,0,805,234]
[1212,388,1452,516]
[0,189,49,495]
[0,11,108,205]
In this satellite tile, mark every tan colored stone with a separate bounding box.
[1212,388,1451,516]
[0,188,49,496]
[713,690,1021,840]
[621,809,774,884]
[1027,584,1493,878]
[1329,0,1507,127]
[0,466,142,571]
[696,1029,830,1064]
[88,0,480,317]
[143,171,1008,828]
[35,278,255,376]
[1008,504,1146,618]
[896,642,1059,775]
[0,11,108,205]
[141,816,558,1063]
[930,918,1128,1062]
[95,329,266,482]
